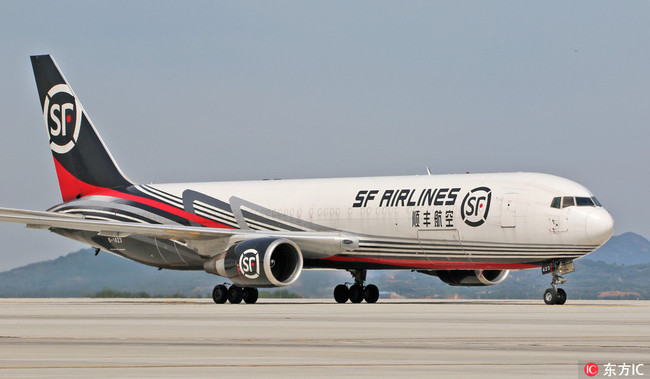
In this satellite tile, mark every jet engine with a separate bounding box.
[204,237,303,288]
[421,269,510,286]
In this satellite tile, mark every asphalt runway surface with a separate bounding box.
[0,298,647,378]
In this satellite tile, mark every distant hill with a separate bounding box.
[583,232,650,264]
[0,251,218,298]
[0,233,648,300]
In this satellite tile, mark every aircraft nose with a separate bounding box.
[585,208,614,245]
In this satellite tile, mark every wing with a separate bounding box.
[0,207,357,259]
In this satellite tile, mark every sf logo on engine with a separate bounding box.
[42,84,82,154]
[461,187,492,227]
[239,249,260,279]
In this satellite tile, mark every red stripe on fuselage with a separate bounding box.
[321,256,538,270]
[53,159,232,229]
[88,188,233,228]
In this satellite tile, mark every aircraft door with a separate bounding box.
[417,229,468,262]
[501,193,518,228]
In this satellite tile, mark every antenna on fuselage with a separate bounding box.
[426,167,432,175]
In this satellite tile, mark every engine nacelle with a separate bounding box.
[426,269,510,287]
[204,238,303,288]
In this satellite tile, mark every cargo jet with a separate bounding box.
[0,55,614,305]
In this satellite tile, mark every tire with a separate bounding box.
[349,284,364,303]
[228,285,243,304]
[243,287,259,304]
[556,288,567,305]
[334,284,349,303]
[212,285,228,304]
[543,288,558,305]
[364,284,380,304]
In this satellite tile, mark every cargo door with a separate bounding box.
[417,229,468,263]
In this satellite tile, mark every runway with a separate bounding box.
[0,299,647,378]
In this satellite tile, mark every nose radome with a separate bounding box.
[585,208,615,245]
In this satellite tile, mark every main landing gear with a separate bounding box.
[212,284,259,304]
[542,260,574,305]
[333,269,380,304]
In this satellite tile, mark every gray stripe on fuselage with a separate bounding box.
[50,197,181,225]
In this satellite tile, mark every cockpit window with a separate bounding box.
[576,197,595,207]
[550,197,561,209]
[562,196,574,208]
[552,196,603,208]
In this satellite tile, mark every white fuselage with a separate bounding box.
[53,171,613,271]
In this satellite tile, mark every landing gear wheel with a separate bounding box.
[544,263,573,305]
[212,284,228,304]
[335,269,381,304]
[364,284,379,304]
[334,284,349,303]
[556,288,567,305]
[228,285,243,304]
[544,288,558,305]
[242,287,259,304]
[349,284,364,303]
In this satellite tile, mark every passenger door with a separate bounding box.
[501,193,517,228]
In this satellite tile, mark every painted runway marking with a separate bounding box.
[0,362,575,370]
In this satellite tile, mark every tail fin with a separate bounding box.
[31,55,133,202]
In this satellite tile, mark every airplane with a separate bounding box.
[0,55,614,305]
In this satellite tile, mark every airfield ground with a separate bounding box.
[0,298,647,378]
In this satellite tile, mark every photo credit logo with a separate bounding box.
[585,363,598,377]
[580,361,646,377]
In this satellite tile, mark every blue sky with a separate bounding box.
[0,1,648,269]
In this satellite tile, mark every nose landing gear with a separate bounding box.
[333,269,380,304]
[541,260,573,305]
[543,274,567,305]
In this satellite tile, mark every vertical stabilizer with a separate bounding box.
[31,55,133,201]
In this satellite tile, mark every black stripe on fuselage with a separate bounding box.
[139,184,184,205]
[358,244,594,255]
[240,209,303,232]
[193,202,238,225]
[359,239,596,254]
[55,205,161,224]
[94,196,194,226]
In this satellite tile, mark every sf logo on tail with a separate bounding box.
[43,84,81,154]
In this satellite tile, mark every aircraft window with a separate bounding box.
[591,197,602,207]
[562,196,574,208]
[550,197,561,209]
[576,197,595,207]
